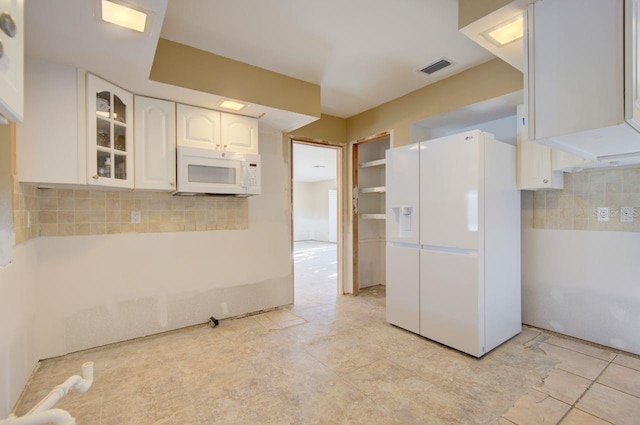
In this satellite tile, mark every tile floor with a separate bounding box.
[13,241,640,424]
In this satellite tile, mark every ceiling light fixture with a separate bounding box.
[482,15,523,47]
[101,0,147,32]
[219,100,247,111]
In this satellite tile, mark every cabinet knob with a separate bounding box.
[0,12,16,38]
[543,179,549,184]
[92,175,99,180]
[170,181,175,187]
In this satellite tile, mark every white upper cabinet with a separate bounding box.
[221,113,259,154]
[134,96,176,191]
[177,103,259,154]
[525,0,640,162]
[86,74,134,188]
[625,0,640,131]
[176,103,221,149]
[0,0,24,123]
[16,58,84,185]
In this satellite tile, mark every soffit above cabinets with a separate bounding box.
[459,0,534,72]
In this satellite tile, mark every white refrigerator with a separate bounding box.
[386,130,521,357]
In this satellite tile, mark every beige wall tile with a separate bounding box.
[38,211,57,224]
[75,224,90,235]
[57,223,75,236]
[40,223,57,237]
[58,211,75,224]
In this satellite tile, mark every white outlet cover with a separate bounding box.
[597,207,609,222]
[621,206,634,223]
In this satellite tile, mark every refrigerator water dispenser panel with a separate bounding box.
[390,205,414,238]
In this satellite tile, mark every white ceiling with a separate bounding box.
[293,143,338,182]
[161,0,496,118]
[23,0,498,128]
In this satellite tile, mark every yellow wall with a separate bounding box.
[289,114,348,144]
[150,38,321,118]
[346,59,522,146]
[458,0,514,29]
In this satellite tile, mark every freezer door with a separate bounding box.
[386,244,420,334]
[420,247,483,357]
[386,143,420,244]
[419,131,480,250]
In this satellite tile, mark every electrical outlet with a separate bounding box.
[621,206,635,223]
[597,207,609,222]
[131,211,141,224]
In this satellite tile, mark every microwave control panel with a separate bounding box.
[247,163,259,187]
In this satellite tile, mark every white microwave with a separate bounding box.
[173,146,261,196]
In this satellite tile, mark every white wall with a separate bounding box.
[0,242,39,418]
[293,179,336,242]
[522,227,640,355]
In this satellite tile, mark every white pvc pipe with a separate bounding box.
[26,362,93,415]
[0,408,74,425]
[0,362,93,425]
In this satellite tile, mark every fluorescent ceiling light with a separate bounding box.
[219,100,247,111]
[483,15,523,47]
[101,0,147,32]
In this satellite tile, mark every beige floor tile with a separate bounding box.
[493,419,516,425]
[535,368,592,404]
[503,390,571,425]
[577,383,640,425]
[539,342,609,380]
[598,363,640,398]
[559,408,613,425]
[613,353,640,372]
[545,335,617,361]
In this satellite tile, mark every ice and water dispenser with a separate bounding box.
[388,205,416,240]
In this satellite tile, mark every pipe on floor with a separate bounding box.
[0,409,75,425]
[0,362,94,425]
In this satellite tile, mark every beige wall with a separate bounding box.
[150,38,321,119]
[458,0,514,29]
[289,114,348,144]
[346,59,523,145]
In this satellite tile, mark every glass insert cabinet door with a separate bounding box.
[86,73,134,188]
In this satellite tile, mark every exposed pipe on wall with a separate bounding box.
[0,362,93,425]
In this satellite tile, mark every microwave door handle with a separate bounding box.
[241,162,248,190]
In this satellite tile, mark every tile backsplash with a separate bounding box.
[13,182,248,244]
[524,166,640,232]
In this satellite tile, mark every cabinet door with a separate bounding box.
[86,74,134,188]
[221,113,258,154]
[176,104,221,149]
[529,0,623,140]
[0,0,23,122]
[625,0,640,131]
[517,139,563,190]
[134,96,176,190]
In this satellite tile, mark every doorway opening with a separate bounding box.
[291,140,343,307]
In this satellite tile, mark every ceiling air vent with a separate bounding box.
[419,58,453,75]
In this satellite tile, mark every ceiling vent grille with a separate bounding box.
[419,58,453,75]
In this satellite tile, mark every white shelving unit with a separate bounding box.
[352,134,390,292]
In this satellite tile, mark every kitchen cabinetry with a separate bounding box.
[0,0,23,123]
[86,74,133,188]
[134,96,176,191]
[176,103,221,150]
[221,112,259,154]
[525,0,640,162]
[352,134,389,293]
[177,103,259,154]
[16,58,85,186]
